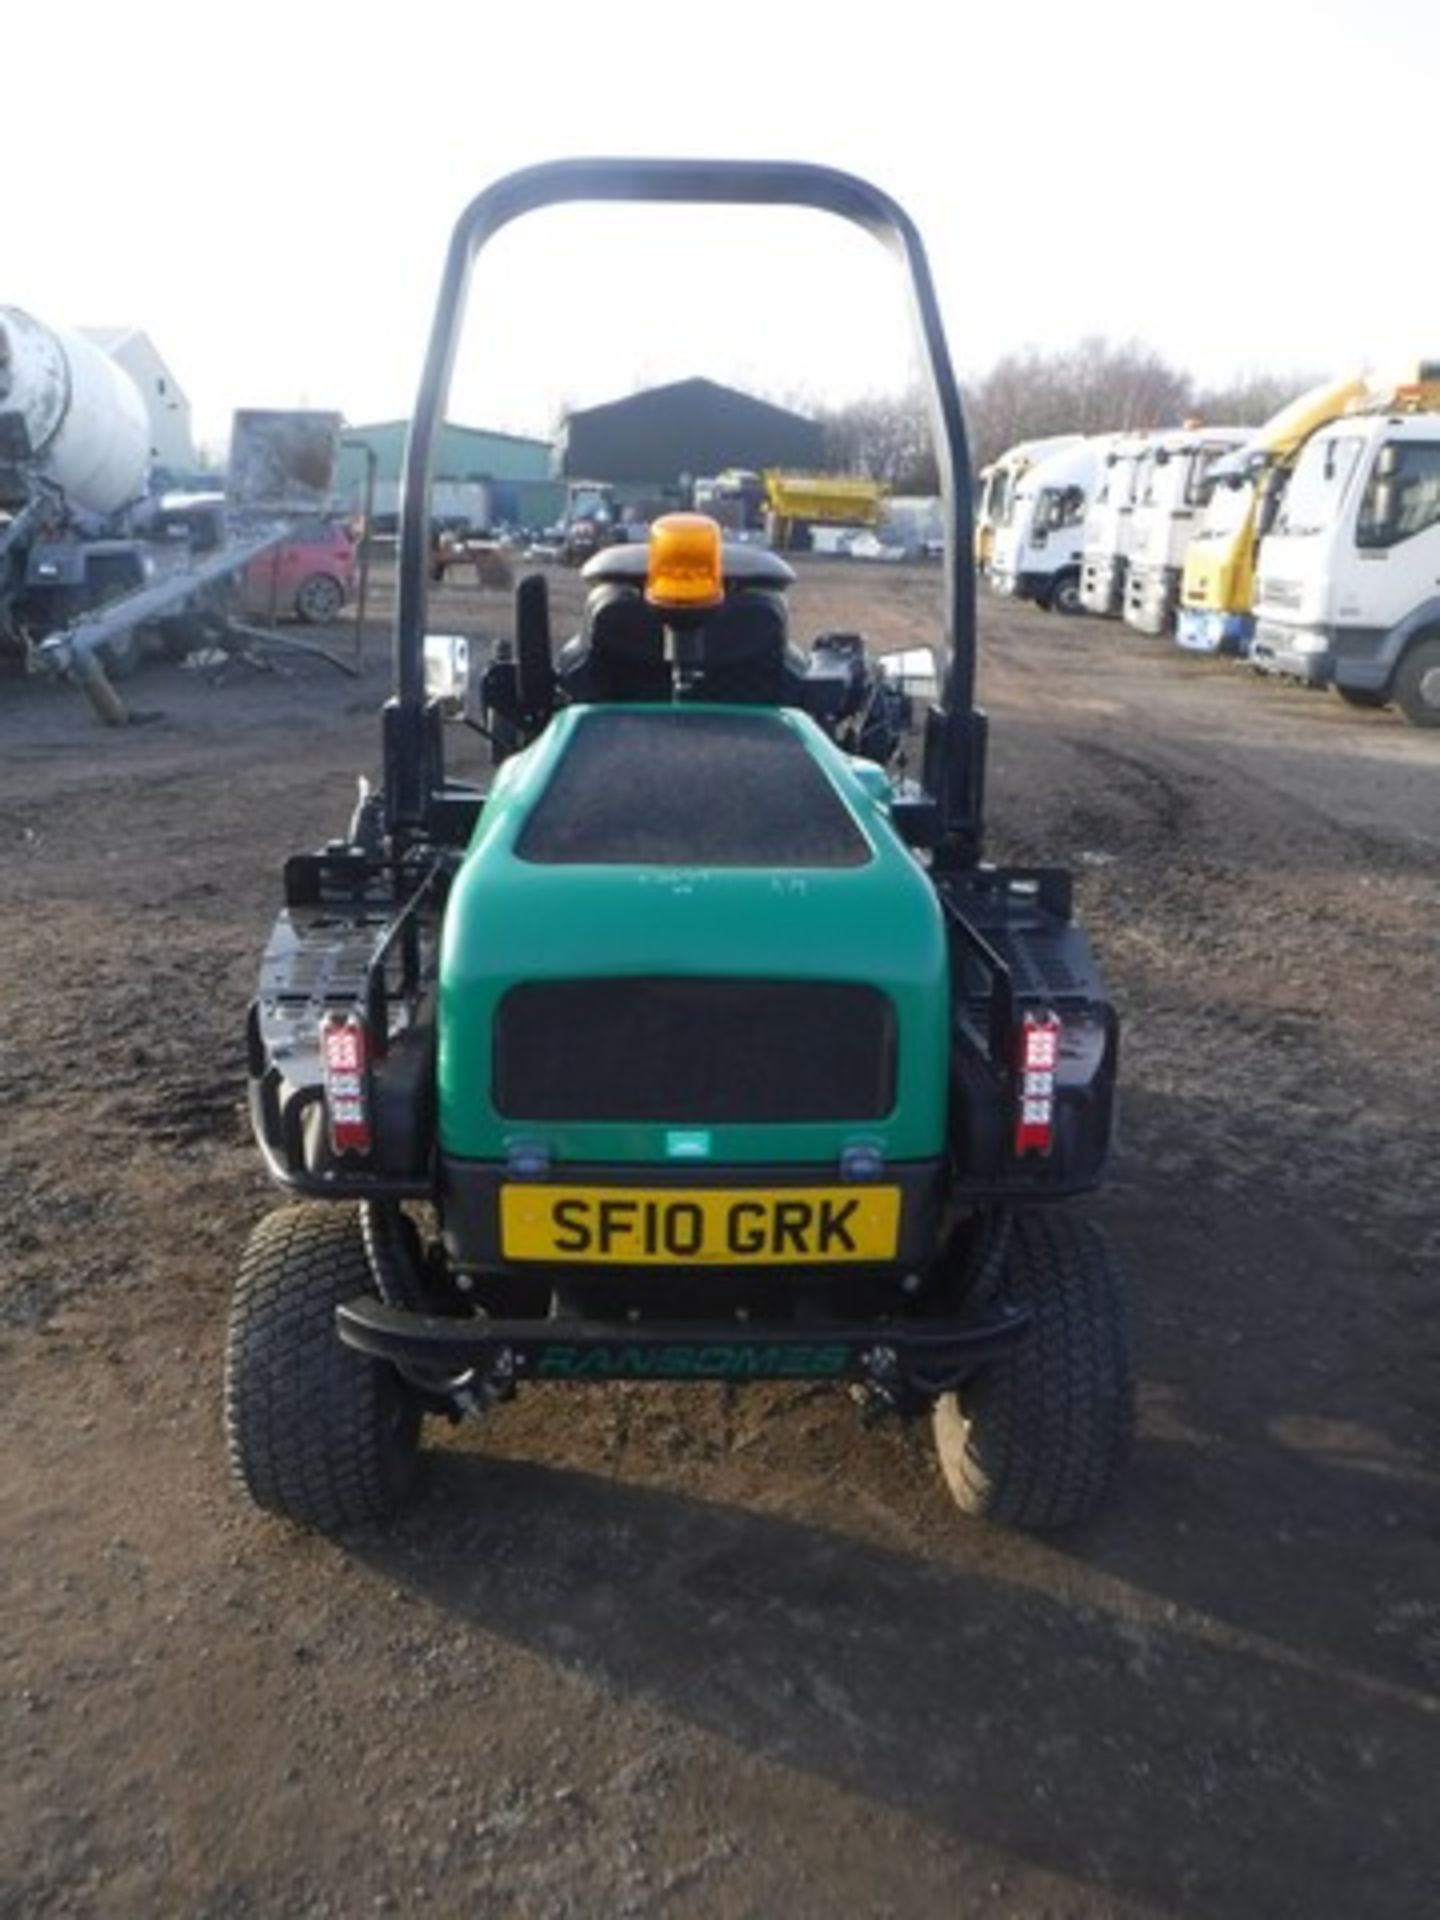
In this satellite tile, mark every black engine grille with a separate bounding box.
[494,978,896,1123]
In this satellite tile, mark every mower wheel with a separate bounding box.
[224,1204,421,1531]
[933,1210,1133,1530]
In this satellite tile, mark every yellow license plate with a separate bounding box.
[499,1184,901,1266]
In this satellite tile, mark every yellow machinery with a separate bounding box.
[761,469,886,551]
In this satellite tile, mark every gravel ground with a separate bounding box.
[2,559,1437,1919]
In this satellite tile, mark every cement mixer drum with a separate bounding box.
[0,306,152,515]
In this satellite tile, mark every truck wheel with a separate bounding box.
[1394,637,1440,728]
[224,1204,421,1531]
[932,1211,1133,1530]
[1046,571,1084,618]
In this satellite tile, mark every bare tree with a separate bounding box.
[964,337,1192,468]
[1191,369,1326,426]
[815,387,937,492]
[756,344,1326,490]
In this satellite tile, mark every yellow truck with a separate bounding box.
[1174,377,1369,654]
[761,469,886,551]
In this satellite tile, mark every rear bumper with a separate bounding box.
[336,1293,1030,1390]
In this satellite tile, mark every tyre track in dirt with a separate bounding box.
[974,634,1439,1278]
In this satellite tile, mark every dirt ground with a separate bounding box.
[2,558,1437,1919]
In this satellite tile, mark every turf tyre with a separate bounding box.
[933,1210,1133,1530]
[224,1204,421,1530]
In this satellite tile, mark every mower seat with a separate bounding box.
[682,589,795,705]
[559,584,671,703]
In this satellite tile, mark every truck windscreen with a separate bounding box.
[1275,435,1363,537]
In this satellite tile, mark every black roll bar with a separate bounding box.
[393,158,982,856]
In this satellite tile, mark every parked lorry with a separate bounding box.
[1121,424,1250,635]
[1248,367,1440,722]
[974,436,1083,577]
[1175,377,1369,655]
[694,467,896,557]
[1079,433,1152,617]
[762,468,886,551]
[987,437,1101,615]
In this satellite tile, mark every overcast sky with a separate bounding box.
[8,0,1437,455]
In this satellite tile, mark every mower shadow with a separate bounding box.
[355,1453,1438,1920]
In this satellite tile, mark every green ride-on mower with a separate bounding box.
[224,159,1133,1533]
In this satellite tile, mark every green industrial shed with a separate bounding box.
[335,421,563,531]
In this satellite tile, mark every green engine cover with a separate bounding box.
[437,703,949,1167]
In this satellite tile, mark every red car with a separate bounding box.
[242,519,356,624]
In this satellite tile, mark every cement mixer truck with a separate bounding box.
[1,304,343,719]
[0,306,159,659]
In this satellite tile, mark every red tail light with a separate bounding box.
[321,1013,372,1156]
[1014,1011,1061,1157]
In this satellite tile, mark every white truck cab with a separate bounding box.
[988,439,1101,615]
[974,435,1082,576]
[1122,426,1249,634]
[1249,397,1440,723]
[1080,433,1152,617]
